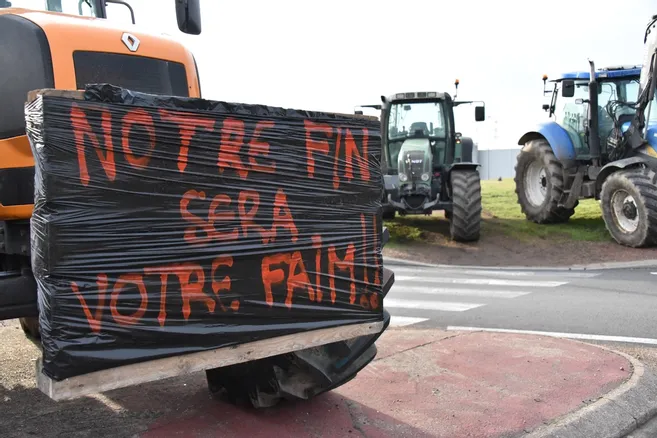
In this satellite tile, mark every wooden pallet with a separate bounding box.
[35,320,384,401]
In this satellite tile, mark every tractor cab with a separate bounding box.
[386,94,450,180]
[542,66,644,162]
[355,88,485,242]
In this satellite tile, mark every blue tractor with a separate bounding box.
[514,14,657,247]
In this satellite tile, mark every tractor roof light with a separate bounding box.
[427,92,437,97]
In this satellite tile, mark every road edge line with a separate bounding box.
[382,256,657,271]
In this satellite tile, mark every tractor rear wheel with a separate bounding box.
[449,169,482,242]
[600,168,657,247]
[514,139,576,223]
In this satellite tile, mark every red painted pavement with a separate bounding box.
[141,329,631,438]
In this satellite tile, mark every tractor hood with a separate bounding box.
[397,138,432,184]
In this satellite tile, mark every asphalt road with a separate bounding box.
[383,261,657,344]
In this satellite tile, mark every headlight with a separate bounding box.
[421,173,430,182]
[398,173,408,182]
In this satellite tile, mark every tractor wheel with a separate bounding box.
[600,168,657,248]
[382,207,395,220]
[19,317,40,340]
[449,169,482,242]
[514,139,576,223]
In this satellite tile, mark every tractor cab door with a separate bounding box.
[553,81,590,157]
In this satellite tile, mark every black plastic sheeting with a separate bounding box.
[25,84,385,381]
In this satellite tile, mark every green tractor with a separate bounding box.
[356,85,486,242]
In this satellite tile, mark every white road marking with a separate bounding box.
[391,267,598,278]
[384,299,484,312]
[394,276,567,288]
[458,270,600,279]
[390,286,530,299]
[388,316,429,327]
[446,326,657,346]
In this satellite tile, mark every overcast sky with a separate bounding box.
[107,0,656,149]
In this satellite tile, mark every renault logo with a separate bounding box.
[121,32,140,52]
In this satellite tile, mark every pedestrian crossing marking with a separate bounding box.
[388,316,430,327]
[384,298,484,312]
[381,265,584,328]
[397,286,530,299]
[394,276,567,288]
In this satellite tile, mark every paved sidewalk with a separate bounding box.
[1,323,655,438]
[141,329,642,438]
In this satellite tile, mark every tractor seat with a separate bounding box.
[617,114,634,128]
[409,122,429,136]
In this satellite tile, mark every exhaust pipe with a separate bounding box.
[588,59,601,162]
[587,60,601,162]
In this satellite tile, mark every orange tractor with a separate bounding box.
[0,0,202,337]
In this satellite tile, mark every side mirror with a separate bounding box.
[562,80,575,98]
[542,104,550,111]
[575,98,584,105]
[475,105,485,121]
[176,0,201,35]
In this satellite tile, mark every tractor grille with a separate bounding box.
[405,151,425,182]
[73,51,189,97]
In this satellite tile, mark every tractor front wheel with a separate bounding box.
[600,168,657,248]
[382,207,395,220]
[449,169,482,242]
[514,139,576,223]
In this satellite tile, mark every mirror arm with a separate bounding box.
[105,0,135,23]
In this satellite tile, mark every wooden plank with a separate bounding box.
[27,88,84,104]
[36,320,384,401]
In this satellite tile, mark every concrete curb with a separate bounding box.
[382,256,657,272]
[523,342,657,438]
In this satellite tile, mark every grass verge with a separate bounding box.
[384,178,610,244]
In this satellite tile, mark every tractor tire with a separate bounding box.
[382,207,395,220]
[600,168,657,248]
[449,169,482,242]
[19,317,40,340]
[514,138,576,224]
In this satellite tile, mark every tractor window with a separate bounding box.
[387,101,446,140]
[0,0,100,16]
[598,82,618,148]
[622,80,640,102]
[386,100,448,171]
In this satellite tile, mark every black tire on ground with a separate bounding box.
[19,316,40,339]
[382,207,395,220]
[514,138,577,224]
[449,169,482,242]
[600,168,657,248]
